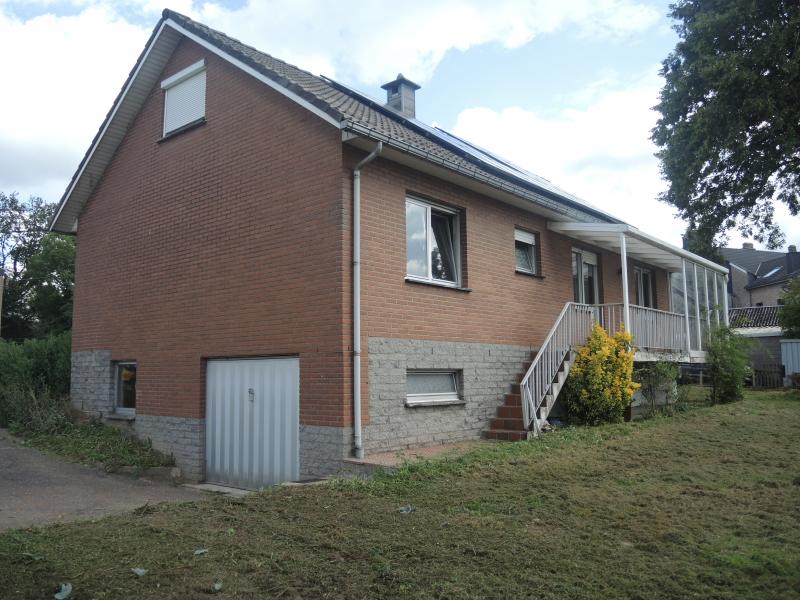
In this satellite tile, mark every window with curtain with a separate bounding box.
[634,267,654,307]
[405,198,460,285]
[514,229,538,274]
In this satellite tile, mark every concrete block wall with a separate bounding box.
[134,414,205,481]
[364,337,534,453]
[70,350,113,415]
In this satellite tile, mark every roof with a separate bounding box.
[719,247,785,275]
[729,306,782,328]
[746,266,800,290]
[49,9,624,233]
[547,222,729,273]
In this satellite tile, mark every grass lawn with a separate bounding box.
[1,390,798,599]
[11,419,174,472]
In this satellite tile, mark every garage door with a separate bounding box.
[205,357,299,489]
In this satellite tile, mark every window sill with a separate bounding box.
[515,269,545,279]
[157,117,207,143]
[405,399,466,408]
[106,411,135,422]
[404,277,472,292]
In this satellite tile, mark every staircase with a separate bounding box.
[483,350,576,441]
[483,303,597,440]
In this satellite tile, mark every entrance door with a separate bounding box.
[572,249,599,304]
[205,357,299,489]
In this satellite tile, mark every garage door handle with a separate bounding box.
[248,388,255,402]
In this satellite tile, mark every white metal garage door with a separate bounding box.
[205,357,299,489]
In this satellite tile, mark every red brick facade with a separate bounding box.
[73,38,673,434]
[72,38,349,426]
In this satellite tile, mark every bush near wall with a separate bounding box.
[706,326,750,404]
[0,332,71,431]
[563,325,639,425]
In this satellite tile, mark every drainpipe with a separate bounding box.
[352,142,382,459]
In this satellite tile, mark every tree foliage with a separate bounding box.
[706,326,750,405]
[1,192,75,340]
[779,277,800,338]
[652,0,800,250]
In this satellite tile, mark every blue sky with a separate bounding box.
[0,0,795,248]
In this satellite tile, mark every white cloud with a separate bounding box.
[0,0,661,205]
[450,71,800,251]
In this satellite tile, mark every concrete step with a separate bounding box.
[490,417,525,431]
[497,404,523,419]
[482,429,528,442]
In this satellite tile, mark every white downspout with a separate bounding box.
[352,142,382,459]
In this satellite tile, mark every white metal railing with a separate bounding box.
[520,303,596,434]
[594,304,688,354]
[520,302,690,432]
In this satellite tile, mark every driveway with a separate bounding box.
[0,429,202,531]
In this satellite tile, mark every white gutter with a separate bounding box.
[352,142,382,459]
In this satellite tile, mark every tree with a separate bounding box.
[1,192,74,340]
[652,0,800,251]
[779,277,800,338]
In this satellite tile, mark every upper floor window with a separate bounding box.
[514,228,538,275]
[161,59,206,136]
[405,197,460,286]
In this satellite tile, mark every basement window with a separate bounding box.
[514,228,538,275]
[115,362,137,416]
[406,197,461,286]
[406,371,462,406]
[161,59,206,136]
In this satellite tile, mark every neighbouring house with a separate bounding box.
[729,305,784,387]
[51,10,729,489]
[720,243,800,308]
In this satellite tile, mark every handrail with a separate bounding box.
[520,301,691,432]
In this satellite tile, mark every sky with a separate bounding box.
[0,0,797,250]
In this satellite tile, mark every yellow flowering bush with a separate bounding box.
[563,324,639,425]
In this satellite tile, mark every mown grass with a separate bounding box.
[12,419,174,472]
[1,390,798,599]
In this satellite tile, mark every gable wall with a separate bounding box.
[72,38,349,429]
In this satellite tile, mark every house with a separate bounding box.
[51,10,729,489]
[720,243,800,308]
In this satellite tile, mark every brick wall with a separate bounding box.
[749,283,786,306]
[72,38,349,430]
[351,148,674,427]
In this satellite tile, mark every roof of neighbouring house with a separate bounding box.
[719,247,785,275]
[729,305,782,328]
[50,8,624,233]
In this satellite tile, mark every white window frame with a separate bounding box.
[514,228,538,275]
[114,361,137,416]
[633,266,654,308]
[405,370,462,406]
[405,197,461,287]
[161,59,207,137]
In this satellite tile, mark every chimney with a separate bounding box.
[788,245,800,273]
[381,73,420,118]
[742,242,754,249]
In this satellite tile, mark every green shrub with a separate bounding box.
[0,332,72,431]
[634,361,680,417]
[564,324,640,425]
[0,332,71,395]
[706,326,750,404]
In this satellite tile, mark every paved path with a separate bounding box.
[0,429,202,531]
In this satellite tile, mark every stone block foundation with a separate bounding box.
[364,337,535,454]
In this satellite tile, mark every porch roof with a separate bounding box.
[547,222,728,274]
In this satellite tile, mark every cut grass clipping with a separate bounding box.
[1,389,798,599]
[13,420,173,471]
